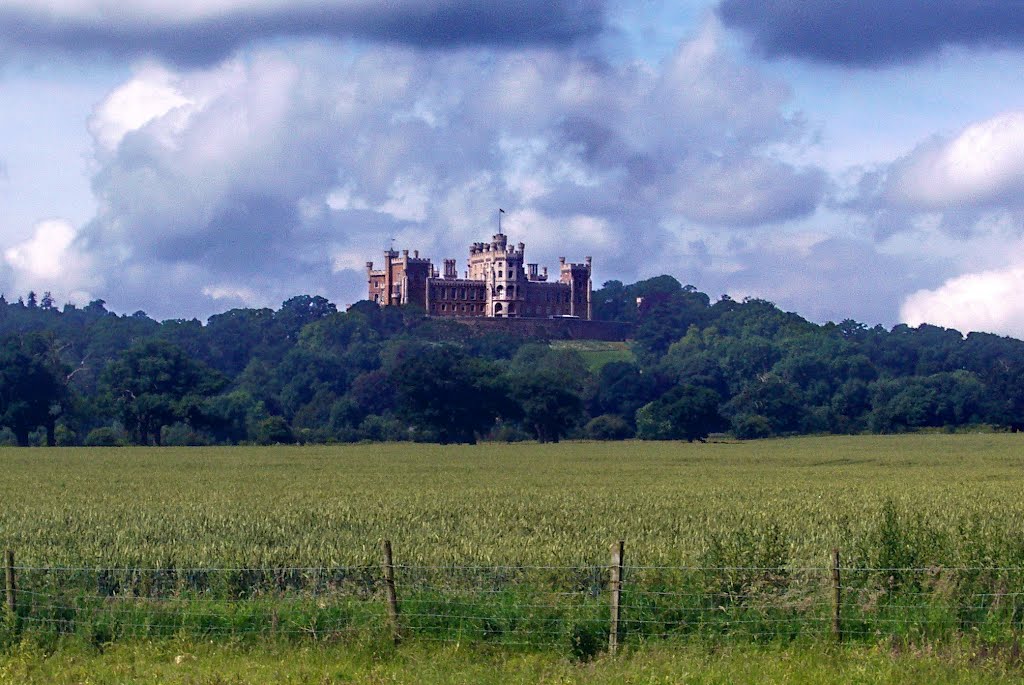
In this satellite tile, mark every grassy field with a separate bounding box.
[4,435,1024,680]
[2,434,1023,569]
[549,340,635,371]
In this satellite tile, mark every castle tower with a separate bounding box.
[485,234,527,317]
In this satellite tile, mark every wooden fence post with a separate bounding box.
[609,539,624,655]
[832,547,842,643]
[4,550,14,620]
[381,540,400,644]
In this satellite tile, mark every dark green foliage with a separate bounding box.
[590,361,657,424]
[0,333,69,446]
[1,278,1024,445]
[724,374,805,436]
[584,414,635,440]
[390,344,508,444]
[83,426,127,446]
[99,340,226,445]
[636,384,724,442]
[253,416,295,445]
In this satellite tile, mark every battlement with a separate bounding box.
[369,228,592,320]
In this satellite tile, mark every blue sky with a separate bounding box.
[3,0,1024,337]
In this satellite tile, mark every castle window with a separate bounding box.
[494,303,503,315]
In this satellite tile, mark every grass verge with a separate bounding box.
[2,638,1024,684]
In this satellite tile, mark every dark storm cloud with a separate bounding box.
[717,0,1024,66]
[0,0,606,65]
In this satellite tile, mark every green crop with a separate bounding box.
[3,434,1024,649]
[1,434,1023,569]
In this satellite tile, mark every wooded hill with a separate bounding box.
[0,276,1022,446]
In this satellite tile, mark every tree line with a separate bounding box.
[0,278,1023,446]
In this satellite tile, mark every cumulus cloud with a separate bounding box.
[2,219,97,302]
[14,18,828,319]
[718,0,1024,67]
[0,0,605,65]
[843,110,1024,251]
[881,112,1024,212]
[902,266,1024,337]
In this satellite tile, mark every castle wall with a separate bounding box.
[426,278,488,317]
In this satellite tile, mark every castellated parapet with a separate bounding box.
[366,232,592,320]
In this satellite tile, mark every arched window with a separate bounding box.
[496,285,504,296]
[494,303,504,315]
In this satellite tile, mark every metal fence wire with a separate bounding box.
[6,545,1024,652]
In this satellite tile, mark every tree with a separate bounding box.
[99,340,225,445]
[0,334,69,446]
[724,374,805,436]
[636,384,724,442]
[275,295,337,341]
[509,372,585,443]
[390,345,508,444]
[591,361,657,424]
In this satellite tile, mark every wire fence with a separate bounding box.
[5,545,1024,654]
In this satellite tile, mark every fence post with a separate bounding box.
[4,550,14,620]
[609,539,624,655]
[832,547,842,643]
[381,540,400,644]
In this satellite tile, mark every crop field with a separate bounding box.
[3,434,1024,652]
[2,434,1023,569]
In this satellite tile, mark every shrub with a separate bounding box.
[731,413,773,440]
[253,417,295,445]
[161,422,214,446]
[584,414,634,440]
[84,427,128,447]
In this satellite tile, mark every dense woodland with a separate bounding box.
[0,276,1023,446]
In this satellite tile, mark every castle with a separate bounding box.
[367,231,592,320]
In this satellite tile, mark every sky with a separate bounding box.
[4,1,1024,337]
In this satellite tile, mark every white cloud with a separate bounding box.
[901,266,1024,336]
[89,65,192,151]
[886,111,1024,211]
[201,284,261,305]
[2,219,96,301]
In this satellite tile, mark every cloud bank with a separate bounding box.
[0,22,827,319]
[718,0,1024,66]
[0,0,606,65]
